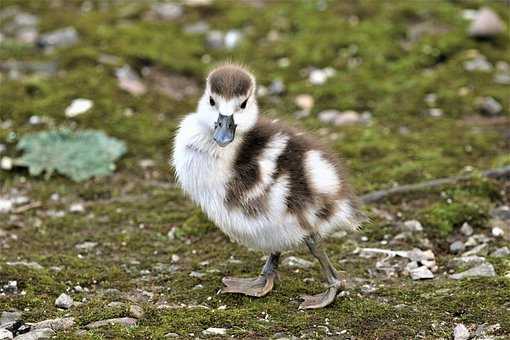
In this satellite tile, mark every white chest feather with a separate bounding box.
[172,114,306,252]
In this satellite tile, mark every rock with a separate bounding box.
[206,30,224,49]
[128,305,144,319]
[0,329,13,340]
[465,234,489,247]
[65,99,93,118]
[75,241,97,251]
[426,108,443,117]
[294,94,314,112]
[2,281,17,294]
[38,27,78,49]
[403,220,423,232]
[491,226,504,237]
[6,261,43,270]
[55,293,73,309]
[453,323,470,340]
[189,271,205,278]
[69,203,85,213]
[0,157,13,171]
[449,241,465,254]
[464,56,492,72]
[84,317,137,329]
[149,3,183,20]
[309,67,335,85]
[1,311,21,326]
[491,246,510,257]
[268,79,285,95]
[449,255,486,269]
[318,110,364,126]
[469,8,506,38]
[409,265,434,280]
[281,256,314,269]
[450,263,496,280]
[14,328,54,340]
[203,327,227,336]
[0,199,13,213]
[224,30,242,49]
[171,254,180,263]
[116,65,146,96]
[477,96,502,115]
[460,222,474,236]
[164,333,179,338]
[462,243,488,257]
[491,205,510,220]
[30,317,75,331]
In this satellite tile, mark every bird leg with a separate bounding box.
[299,234,346,309]
[221,252,280,297]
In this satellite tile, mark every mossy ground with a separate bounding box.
[1,0,509,338]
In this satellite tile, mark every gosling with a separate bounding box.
[172,64,364,309]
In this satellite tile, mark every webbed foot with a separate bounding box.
[221,272,277,297]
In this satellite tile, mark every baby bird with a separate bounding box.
[172,63,364,309]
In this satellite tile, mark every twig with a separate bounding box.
[360,165,510,204]
[12,201,42,213]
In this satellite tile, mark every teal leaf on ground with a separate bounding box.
[16,129,127,182]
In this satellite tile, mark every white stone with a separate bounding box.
[0,329,13,340]
[224,30,242,49]
[55,293,73,309]
[403,220,423,232]
[450,263,496,280]
[69,203,85,213]
[454,324,470,340]
[409,265,434,280]
[460,222,473,236]
[203,327,227,336]
[15,328,55,340]
[492,227,504,237]
[282,256,314,269]
[469,8,506,38]
[65,98,93,118]
[491,247,510,257]
[0,198,13,213]
[294,94,314,111]
[1,157,13,170]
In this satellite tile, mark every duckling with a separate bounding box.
[172,63,364,309]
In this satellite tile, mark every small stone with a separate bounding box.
[449,255,486,269]
[116,65,146,96]
[164,333,179,338]
[309,67,335,85]
[469,7,506,38]
[0,199,13,213]
[203,327,227,336]
[14,328,55,340]
[409,265,434,280]
[84,317,137,329]
[453,323,470,340]
[55,293,73,309]
[189,271,205,278]
[462,243,488,257]
[465,234,489,247]
[491,205,510,220]
[403,220,423,232]
[477,96,502,115]
[0,329,13,340]
[491,246,510,257]
[450,263,496,280]
[460,222,474,236]
[449,241,465,254]
[491,227,504,237]
[30,317,75,331]
[38,27,78,48]
[75,241,97,251]
[149,3,183,20]
[268,79,285,95]
[1,157,13,170]
[6,261,43,270]
[206,30,224,49]
[3,280,17,294]
[294,94,314,112]
[282,256,314,269]
[65,99,93,118]
[464,56,492,72]
[224,30,242,49]
[426,108,443,117]
[69,203,85,213]
[318,110,363,126]
[171,254,180,263]
[128,305,144,319]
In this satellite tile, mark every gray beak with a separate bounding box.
[213,114,236,147]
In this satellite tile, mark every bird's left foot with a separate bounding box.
[221,272,277,297]
[298,279,346,310]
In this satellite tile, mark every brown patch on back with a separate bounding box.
[208,65,253,99]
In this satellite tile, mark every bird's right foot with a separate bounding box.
[221,272,277,297]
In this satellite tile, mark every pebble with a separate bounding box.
[206,30,224,49]
[116,65,146,96]
[476,96,502,115]
[203,327,227,336]
[491,205,510,220]
[491,226,504,237]
[309,67,335,85]
[149,3,183,20]
[460,222,473,236]
[453,323,470,340]
[463,56,492,72]
[462,243,488,257]
[409,265,434,280]
[1,157,13,171]
[465,234,489,247]
[189,271,205,278]
[65,99,93,118]
[84,317,137,329]
[294,94,314,112]
[0,329,13,340]
[449,255,486,269]
[1,311,22,326]
[30,317,75,331]
[450,263,496,280]
[449,241,465,254]
[318,110,365,126]
[469,7,506,38]
[128,305,144,319]
[0,199,13,213]
[268,79,285,95]
[491,246,509,257]
[69,203,85,213]
[403,220,423,232]
[75,241,97,251]
[6,261,43,270]
[164,333,179,338]
[224,30,242,49]
[2,281,17,294]
[55,293,73,309]
[37,27,78,49]
[281,256,314,269]
[426,108,443,117]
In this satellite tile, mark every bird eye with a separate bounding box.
[240,98,248,109]
[209,97,215,106]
